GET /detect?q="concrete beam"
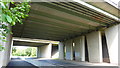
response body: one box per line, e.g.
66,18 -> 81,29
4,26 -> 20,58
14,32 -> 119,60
58,42 -> 64,59
73,0 -> 119,21
13,37 -> 59,44
74,36 -> 85,61
86,31 -> 103,63
31,3 -> 100,27
105,25 -> 119,65
65,39 -> 73,60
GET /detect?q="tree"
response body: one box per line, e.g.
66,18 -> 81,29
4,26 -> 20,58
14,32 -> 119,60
31,47 -> 37,57
25,48 -> 32,56
0,0 -> 30,51
12,47 -> 16,53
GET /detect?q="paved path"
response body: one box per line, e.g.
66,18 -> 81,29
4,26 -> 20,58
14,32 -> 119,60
42,60 -> 79,66
6,58 -> 38,68
6,58 -> 118,68
25,59 -> 79,66
25,58 -> 118,68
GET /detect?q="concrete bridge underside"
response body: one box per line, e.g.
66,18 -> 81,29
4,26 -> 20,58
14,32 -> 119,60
12,2 -> 119,41
0,1 -> 120,68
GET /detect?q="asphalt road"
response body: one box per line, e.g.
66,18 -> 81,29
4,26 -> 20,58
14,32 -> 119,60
5,58 -> 38,68
5,58 -> 119,68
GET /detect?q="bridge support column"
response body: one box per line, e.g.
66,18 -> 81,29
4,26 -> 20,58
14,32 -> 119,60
86,31 -> 103,63
74,36 -> 85,61
58,42 -> 64,60
65,39 -> 73,60
105,25 -> 119,65
0,25 -> 13,67
37,46 -> 41,58
37,43 -> 52,58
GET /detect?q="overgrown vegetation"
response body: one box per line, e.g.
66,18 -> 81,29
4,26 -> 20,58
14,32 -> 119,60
0,0 -> 30,51
12,47 -> 37,57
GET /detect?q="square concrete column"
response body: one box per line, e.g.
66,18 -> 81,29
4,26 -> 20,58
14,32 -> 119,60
65,39 -> 73,60
74,36 -> 85,61
37,43 -> 52,58
0,25 -> 13,67
105,25 -> 119,65
86,31 -> 103,63
3,34 -> 13,65
58,42 -> 64,59
37,46 -> 41,58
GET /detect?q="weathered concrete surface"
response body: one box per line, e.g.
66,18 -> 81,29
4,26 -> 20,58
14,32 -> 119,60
58,42 -> 64,59
37,43 -> 52,58
65,39 -> 73,60
105,25 -> 119,65
86,31 -> 103,63
37,46 -> 41,58
0,25 -> 13,67
74,36 -> 85,61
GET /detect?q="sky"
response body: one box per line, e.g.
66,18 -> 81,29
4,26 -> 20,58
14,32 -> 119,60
105,0 -> 120,9
14,46 -> 29,50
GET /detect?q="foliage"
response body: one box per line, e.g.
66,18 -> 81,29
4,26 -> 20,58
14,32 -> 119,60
25,48 -> 32,56
0,0 -> 31,51
12,47 -> 37,57
12,47 -> 16,53
0,45 -> 4,51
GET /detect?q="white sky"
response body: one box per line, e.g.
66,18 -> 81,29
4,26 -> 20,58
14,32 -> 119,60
13,46 -> 29,50
105,0 -> 120,9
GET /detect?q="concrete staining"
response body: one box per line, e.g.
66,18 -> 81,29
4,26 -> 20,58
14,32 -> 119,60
65,39 -> 73,60
58,42 -> 64,59
74,36 -> 85,61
